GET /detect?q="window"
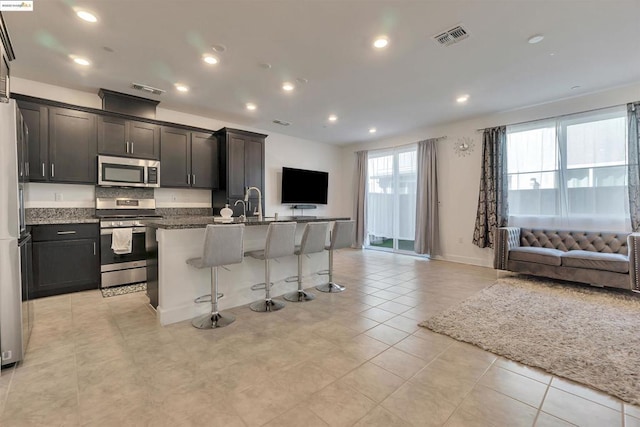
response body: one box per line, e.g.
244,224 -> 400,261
366,146 -> 417,252
507,106 -> 629,231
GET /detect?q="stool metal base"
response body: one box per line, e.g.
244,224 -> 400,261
316,282 -> 345,293
283,290 -> 316,302
192,312 -> 236,329
250,299 -> 285,312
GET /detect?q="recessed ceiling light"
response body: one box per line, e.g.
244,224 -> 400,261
527,34 -> 544,44
369,128 -> 377,134
373,36 -> 389,49
296,77 -> 309,84
259,62 -> 272,69
328,114 -> 338,122
571,85 -> 581,90
203,55 -> 219,65
175,84 -> 189,92
282,82 -> 295,91
71,56 -> 91,66
246,103 -> 257,111
211,44 -> 226,53
76,10 -> 97,23
456,94 -> 469,103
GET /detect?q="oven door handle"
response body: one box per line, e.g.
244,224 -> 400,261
100,227 -> 147,235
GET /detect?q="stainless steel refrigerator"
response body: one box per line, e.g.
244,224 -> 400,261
0,98 -> 32,368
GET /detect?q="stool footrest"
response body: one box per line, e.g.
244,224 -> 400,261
250,282 -> 273,291
194,293 -> 224,303
284,275 -> 299,283
316,270 -> 329,276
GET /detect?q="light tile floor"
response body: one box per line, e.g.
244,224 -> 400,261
1,249 -> 639,426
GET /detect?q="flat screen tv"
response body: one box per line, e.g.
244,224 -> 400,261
281,167 -> 328,205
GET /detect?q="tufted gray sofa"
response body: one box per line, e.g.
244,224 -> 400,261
494,227 -> 640,292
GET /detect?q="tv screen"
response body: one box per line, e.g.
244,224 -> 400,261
281,167 -> 328,205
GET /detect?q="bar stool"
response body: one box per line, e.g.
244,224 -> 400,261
187,224 -> 245,329
284,222 -> 329,302
246,222 -> 297,312
316,220 -> 355,293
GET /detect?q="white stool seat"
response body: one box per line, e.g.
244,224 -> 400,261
187,224 -> 244,329
247,222 -> 296,312
316,220 -> 354,293
284,222 -> 329,302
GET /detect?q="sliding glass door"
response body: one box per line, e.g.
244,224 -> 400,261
366,145 -> 417,253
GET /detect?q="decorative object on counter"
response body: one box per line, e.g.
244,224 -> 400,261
420,275 -> 640,406
453,136 -> 475,157
155,207 -> 213,217
100,282 -> 147,298
284,221 -> 329,302
188,224 -> 245,329
25,208 -> 97,225
220,204 -> 233,218
95,186 -> 154,199
316,220 -> 356,293
246,222 -> 296,312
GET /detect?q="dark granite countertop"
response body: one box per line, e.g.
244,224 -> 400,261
25,208 -> 99,225
142,216 -> 350,230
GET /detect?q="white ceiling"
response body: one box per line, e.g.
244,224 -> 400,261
4,0 -> 640,145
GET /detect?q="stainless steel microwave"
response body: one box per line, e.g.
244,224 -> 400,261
98,155 -> 160,188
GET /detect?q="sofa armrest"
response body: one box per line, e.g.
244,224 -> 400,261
628,232 -> 640,292
494,227 -> 521,270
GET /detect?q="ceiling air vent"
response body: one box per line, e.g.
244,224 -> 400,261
273,119 -> 291,126
132,83 -> 165,96
433,25 -> 469,47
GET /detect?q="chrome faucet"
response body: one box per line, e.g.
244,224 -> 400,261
233,199 -> 246,221
244,187 -> 263,221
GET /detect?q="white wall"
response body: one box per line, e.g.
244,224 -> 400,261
13,77 -> 345,214
341,82 -> 640,267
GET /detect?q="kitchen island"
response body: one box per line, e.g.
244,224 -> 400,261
143,216 -> 350,325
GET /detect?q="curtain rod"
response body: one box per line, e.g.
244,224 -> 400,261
365,135 -> 447,152
475,102 -> 629,132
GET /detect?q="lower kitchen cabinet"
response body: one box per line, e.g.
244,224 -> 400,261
31,224 -> 100,298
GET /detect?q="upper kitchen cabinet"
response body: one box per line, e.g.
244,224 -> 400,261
48,107 -> 97,184
17,100 -> 48,182
160,127 -> 218,189
98,116 -> 159,160
213,128 -> 266,215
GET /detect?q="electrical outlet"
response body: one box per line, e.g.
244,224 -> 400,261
55,193 -> 63,201
171,194 -> 177,202
1,350 -> 11,361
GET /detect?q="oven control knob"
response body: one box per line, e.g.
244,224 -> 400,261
111,222 -> 117,227
118,221 -> 124,226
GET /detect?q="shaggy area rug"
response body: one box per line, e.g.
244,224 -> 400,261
101,283 -> 146,298
419,276 -> 640,405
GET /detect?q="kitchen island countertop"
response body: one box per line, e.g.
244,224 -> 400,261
142,215 -> 350,230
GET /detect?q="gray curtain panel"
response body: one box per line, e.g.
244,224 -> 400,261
414,138 -> 439,255
472,126 -> 508,248
353,150 -> 368,248
628,102 -> 640,231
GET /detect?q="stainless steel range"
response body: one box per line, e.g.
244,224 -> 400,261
96,197 -> 160,288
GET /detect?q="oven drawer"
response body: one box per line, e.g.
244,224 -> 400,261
32,224 -> 99,242
100,231 -> 147,265
101,266 -> 146,288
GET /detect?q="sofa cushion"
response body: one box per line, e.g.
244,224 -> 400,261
509,247 -> 563,266
560,250 -> 629,274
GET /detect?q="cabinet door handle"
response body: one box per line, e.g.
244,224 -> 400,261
125,141 -> 129,153
57,231 -> 76,235
187,174 -> 191,185
131,142 -> 134,154
26,162 -> 29,176
42,162 -> 45,177
192,174 -> 196,186
93,242 -> 96,256
51,163 -> 55,178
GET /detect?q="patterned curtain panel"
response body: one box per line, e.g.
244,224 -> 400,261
472,126 -> 508,248
628,102 -> 640,231
414,138 -> 439,255
353,150 -> 368,248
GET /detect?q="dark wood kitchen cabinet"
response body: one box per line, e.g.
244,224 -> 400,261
98,116 -> 159,160
160,127 -> 218,189
17,102 -> 97,184
17,100 -> 48,182
31,224 -> 100,298
48,107 -> 97,183
213,128 -> 266,216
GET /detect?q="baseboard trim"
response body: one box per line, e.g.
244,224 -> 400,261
432,254 -> 493,268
